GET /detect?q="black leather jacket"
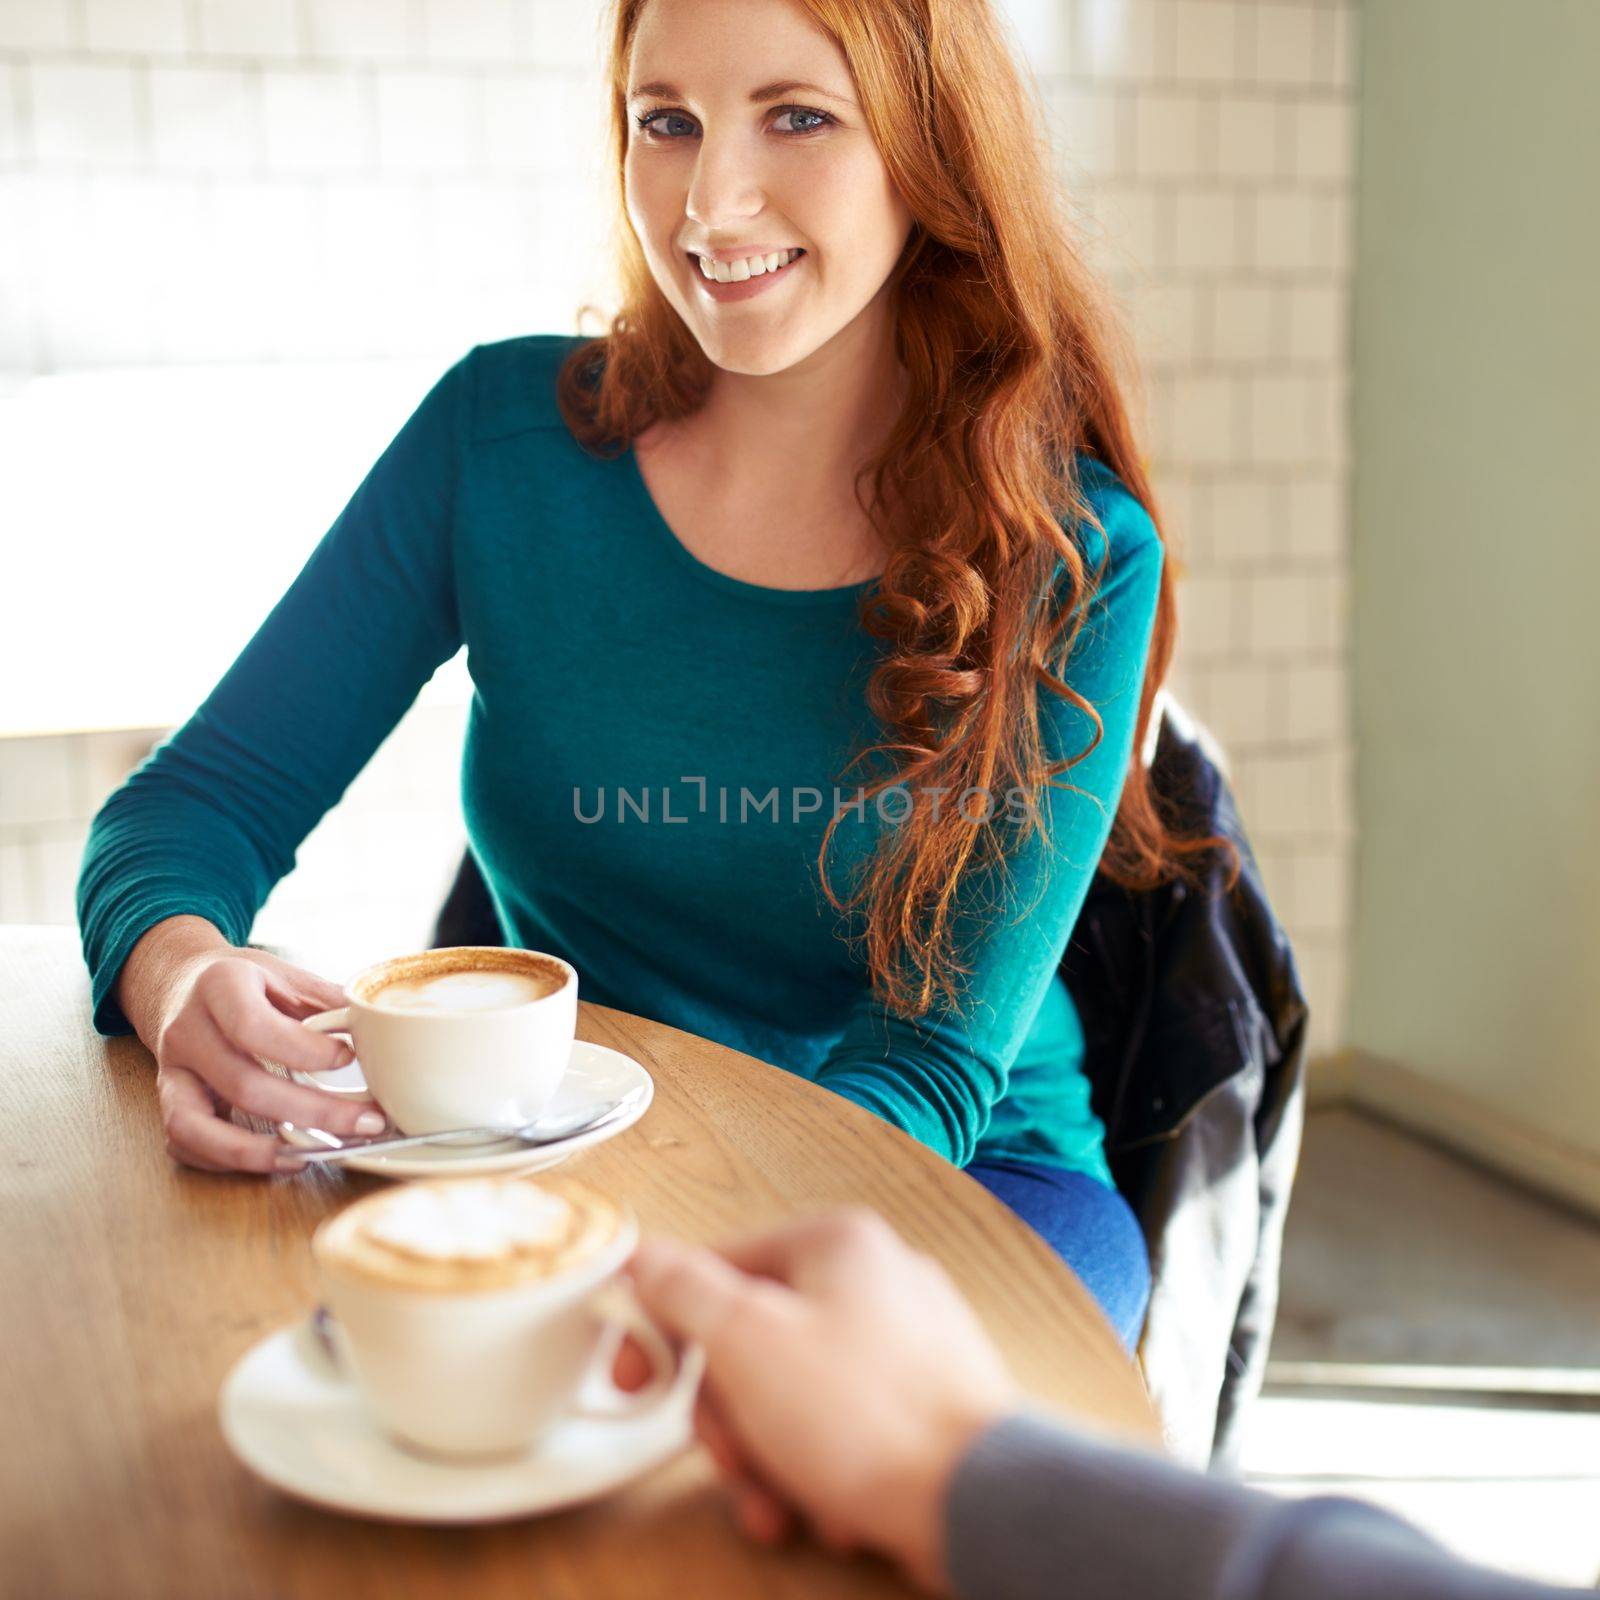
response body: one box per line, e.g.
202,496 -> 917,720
1059,699 -> 1309,1470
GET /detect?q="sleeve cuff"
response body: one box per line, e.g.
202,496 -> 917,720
944,1411 -> 1259,1600
84,900 -> 239,1038
944,1412 -> 1475,1600
813,1067 -> 963,1165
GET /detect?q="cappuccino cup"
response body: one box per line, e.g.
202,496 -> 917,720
301,946 -> 577,1136
312,1175 -> 697,1459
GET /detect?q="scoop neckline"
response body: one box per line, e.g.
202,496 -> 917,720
620,442 -> 880,608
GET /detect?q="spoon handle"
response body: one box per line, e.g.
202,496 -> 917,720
280,1095 -> 636,1164
284,1125 -> 508,1162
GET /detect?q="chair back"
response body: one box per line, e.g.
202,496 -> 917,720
1061,696 -> 1308,1466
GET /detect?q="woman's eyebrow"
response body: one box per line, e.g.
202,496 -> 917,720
627,78 -> 856,106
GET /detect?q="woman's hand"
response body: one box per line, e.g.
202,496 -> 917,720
129,924 -> 387,1174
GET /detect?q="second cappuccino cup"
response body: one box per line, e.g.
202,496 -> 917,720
312,1176 -> 693,1459
301,946 -> 578,1136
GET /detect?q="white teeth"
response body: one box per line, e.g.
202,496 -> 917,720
697,247 -> 801,283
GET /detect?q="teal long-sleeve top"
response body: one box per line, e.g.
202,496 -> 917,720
76,333 -> 1164,1183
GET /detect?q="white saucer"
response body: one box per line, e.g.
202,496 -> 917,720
219,1318 -> 697,1523
278,1040 -> 652,1178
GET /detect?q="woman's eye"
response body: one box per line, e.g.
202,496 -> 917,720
636,111 -> 696,139
633,106 -> 835,140
774,107 -> 831,135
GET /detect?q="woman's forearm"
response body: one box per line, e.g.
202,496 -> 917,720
77,354 -> 467,1042
114,915 -> 231,1048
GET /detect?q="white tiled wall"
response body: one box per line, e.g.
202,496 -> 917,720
0,708 -> 472,985
0,0 -> 1356,1062
0,0 -> 612,368
1053,0 -> 1359,1064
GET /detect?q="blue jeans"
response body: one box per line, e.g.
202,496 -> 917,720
966,1159 -> 1151,1351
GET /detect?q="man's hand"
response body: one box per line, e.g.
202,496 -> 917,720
624,1210 -> 1021,1592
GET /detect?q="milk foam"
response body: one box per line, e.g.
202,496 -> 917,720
317,1175 -> 622,1291
362,1179 -> 573,1262
375,968 -> 559,1013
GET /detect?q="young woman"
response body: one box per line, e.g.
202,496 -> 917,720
78,0 -> 1229,1349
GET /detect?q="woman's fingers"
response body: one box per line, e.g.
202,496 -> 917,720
151,951 -> 368,1173
209,981 -> 356,1078
191,1016 -> 386,1137
159,1063 -> 284,1173
258,965 -> 352,1019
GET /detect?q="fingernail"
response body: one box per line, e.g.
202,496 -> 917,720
275,1154 -> 308,1173
354,1112 -> 387,1135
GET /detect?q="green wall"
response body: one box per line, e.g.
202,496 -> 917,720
1350,0 -> 1600,1159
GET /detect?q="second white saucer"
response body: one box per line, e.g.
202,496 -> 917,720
278,1039 -> 652,1179
219,1318 -> 698,1523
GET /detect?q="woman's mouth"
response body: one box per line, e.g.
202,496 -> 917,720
688,248 -> 807,304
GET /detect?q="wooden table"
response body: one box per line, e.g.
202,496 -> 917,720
1,924 -> 1160,1599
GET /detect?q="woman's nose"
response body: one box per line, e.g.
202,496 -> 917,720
683,136 -> 768,231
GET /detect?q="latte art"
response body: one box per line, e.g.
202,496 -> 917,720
365,1179 -> 573,1259
316,1176 -> 622,1293
372,967 -> 563,1014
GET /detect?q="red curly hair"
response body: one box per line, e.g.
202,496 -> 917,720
557,0 -> 1237,1021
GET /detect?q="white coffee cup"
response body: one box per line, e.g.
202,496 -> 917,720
301,946 -> 577,1136
312,1178 -> 699,1460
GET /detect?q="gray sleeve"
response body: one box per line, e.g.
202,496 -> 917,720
945,1411 -> 1585,1600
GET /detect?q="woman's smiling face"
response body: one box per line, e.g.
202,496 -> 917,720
623,0 -> 915,376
